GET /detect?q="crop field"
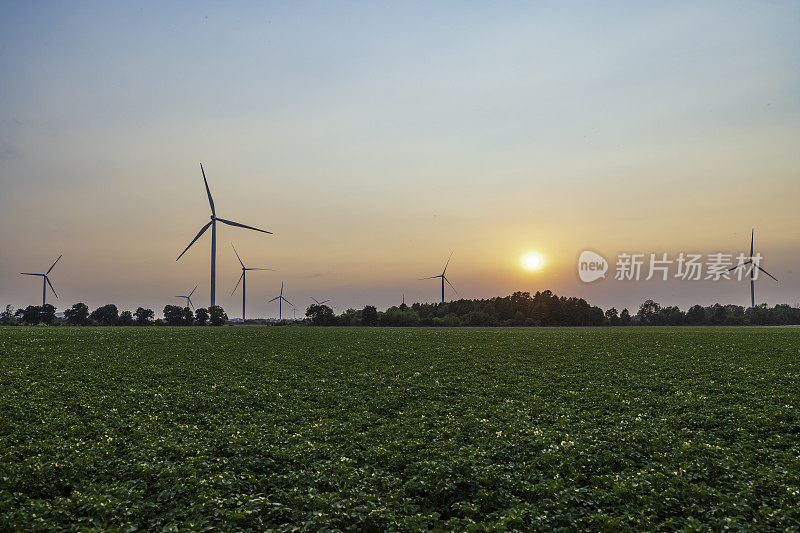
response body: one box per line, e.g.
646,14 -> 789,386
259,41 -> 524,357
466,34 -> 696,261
1,326 -> 800,531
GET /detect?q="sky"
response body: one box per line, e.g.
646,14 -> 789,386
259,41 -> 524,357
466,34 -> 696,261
1,1 -> 799,318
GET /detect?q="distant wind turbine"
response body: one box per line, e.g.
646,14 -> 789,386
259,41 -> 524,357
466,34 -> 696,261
231,244 -> 273,322
420,252 -> 457,303
176,163 -> 272,307
175,285 -> 198,310
311,297 -> 330,305
20,254 -> 61,306
728,229 -> 778,308
269,282 -> 293,320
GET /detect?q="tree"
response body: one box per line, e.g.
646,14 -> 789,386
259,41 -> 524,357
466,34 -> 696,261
182,307 -> 194,326
605,307 -> 619,326
194,308 -> 209,326
771,304 -> 794,326
710,304 -> 728,325
435,313 -> 461,327
17,306 -> 41,325
163,305 -> 185,326
119,310 -> 134,326
39,304 -> 56,325
338,308 -> 361,326
746,305 -> 770,325
637,300 -> 661,325
660,306 -> 684,326
64,303 -> 90,326
362,305 -> 378,326
209,305 -> 227,326
90,304 -> 119,326
0,305 -> 16,325
467,311 -> 492,326
620,308 -> 631,326
134,307 -> 154,326
306,304 -> 335,326
686,305 -> 705,325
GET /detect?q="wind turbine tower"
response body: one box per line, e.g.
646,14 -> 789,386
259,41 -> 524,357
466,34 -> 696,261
269,282 -> 293,320
420,252 -> 457,303
175,285 -> 198,309
176,163 -> 272,307
20,254 -> 61,306
231,244 -> 273,322
728,229 -> 778,308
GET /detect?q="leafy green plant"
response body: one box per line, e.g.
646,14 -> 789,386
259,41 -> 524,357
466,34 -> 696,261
1,326 -> 799,530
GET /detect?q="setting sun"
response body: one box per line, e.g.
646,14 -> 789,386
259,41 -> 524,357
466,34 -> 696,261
521,252 -> 544,272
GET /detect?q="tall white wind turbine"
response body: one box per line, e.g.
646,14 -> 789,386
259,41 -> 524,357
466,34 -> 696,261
269,281 -> 293,320
175,285 -> 198,310
231,244 -> 273,322
728,229 -> 778,308
420,252 -> 457,303
176,164 -> 272,307
20,254 -> 61,306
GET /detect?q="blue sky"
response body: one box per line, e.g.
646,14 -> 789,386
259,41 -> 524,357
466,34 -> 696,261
1,2 -> 799,316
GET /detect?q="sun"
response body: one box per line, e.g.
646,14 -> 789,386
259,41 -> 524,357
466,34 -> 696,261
521,252 -> 544,272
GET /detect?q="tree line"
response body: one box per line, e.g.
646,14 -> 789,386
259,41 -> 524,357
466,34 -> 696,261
305,291 -> 800,327
3,290 -> 799,327
1,303 -> 228,326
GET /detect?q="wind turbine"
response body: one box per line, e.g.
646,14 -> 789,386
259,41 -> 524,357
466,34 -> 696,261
20,254 -> 61,306
728,229 -> 778,308
176,163 -> 272,307
420,252 -> 457,303
311,297 -> 330,305
175,285 -> 197,310
269,282 -> 293,320
231,243 -> 273,322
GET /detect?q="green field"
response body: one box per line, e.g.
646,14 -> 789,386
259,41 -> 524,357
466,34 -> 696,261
1,326 -> 800,531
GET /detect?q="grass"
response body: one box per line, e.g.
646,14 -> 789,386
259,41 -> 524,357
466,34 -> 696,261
1,326 -> 800,531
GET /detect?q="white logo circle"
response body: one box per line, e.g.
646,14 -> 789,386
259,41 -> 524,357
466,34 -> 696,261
578,251 -> 608,282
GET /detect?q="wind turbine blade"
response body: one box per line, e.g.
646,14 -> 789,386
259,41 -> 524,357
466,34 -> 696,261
444,276 -> 458,296
282,297 -> 293,306
750,229 -> 754,258
280,281 -> 284,295
46,254 -> 62,274
727,260 -> 752,271
189,285 -> 198,297
245,268 -> 273,271
231,243 -> 244,268
269,296 -> 280,302
20,273 -> 44,276
757,265 -> 778,282
176,221 -> 212,261
320,300 -> 330,304
231,272 -> 244,295
188,297 -> 195,310
201,163 -> 215,216
419,275 -> 441,280
216,218 -> 272,234
442,251 -> 453,275
45,276 -> 58,299
311,298 -> 320,304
